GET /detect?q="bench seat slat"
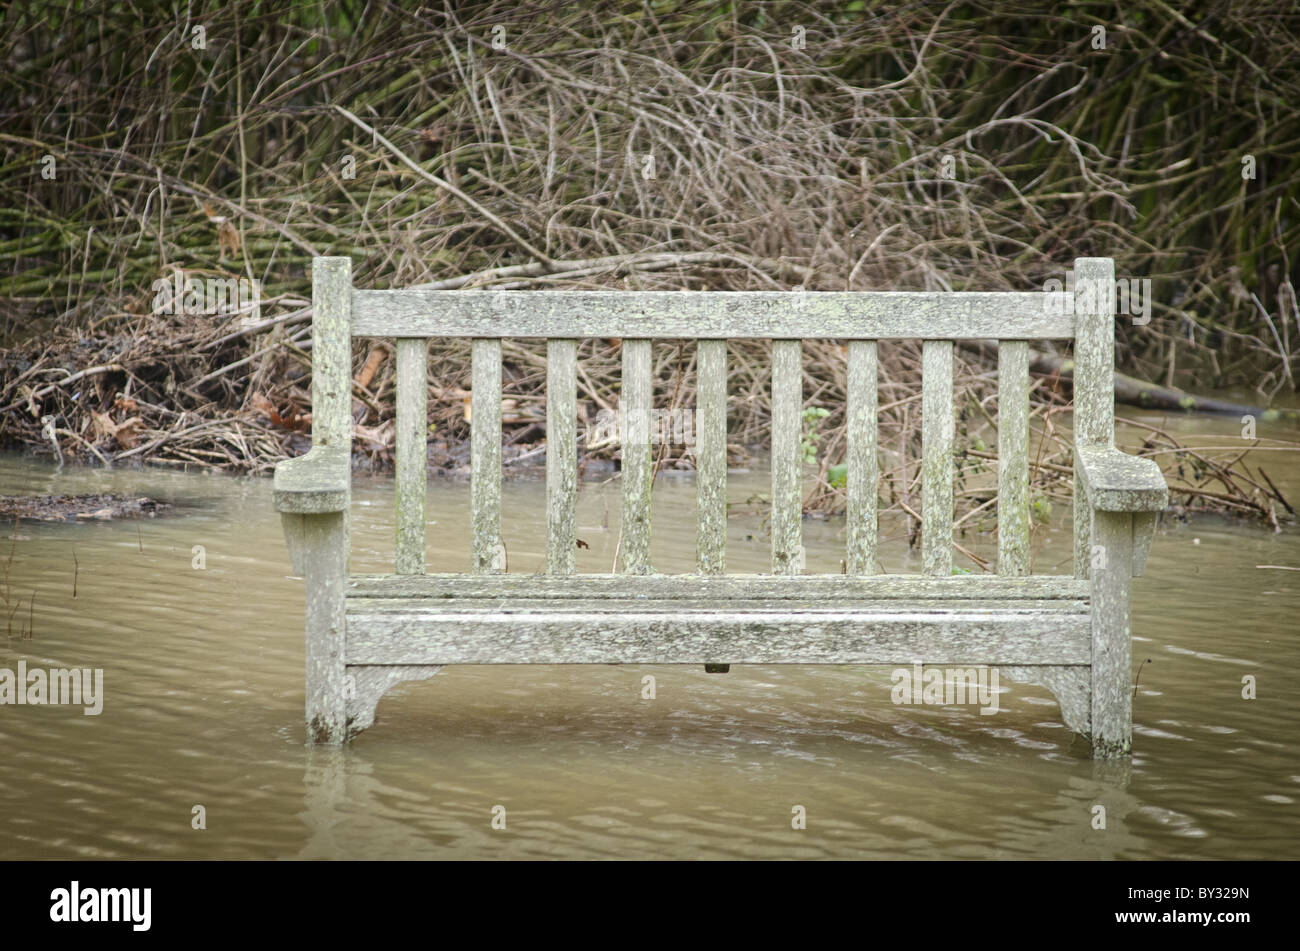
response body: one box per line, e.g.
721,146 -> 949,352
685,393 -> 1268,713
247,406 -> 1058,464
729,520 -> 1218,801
344,602 -> 1090,666
346,573 -> 1090,601
348,597 -> 1088,614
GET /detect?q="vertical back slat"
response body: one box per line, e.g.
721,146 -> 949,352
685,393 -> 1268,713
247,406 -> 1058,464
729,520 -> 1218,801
471,338 -> 503,573
771,339 -> 803,574
846,340 -> 878,575
696,340 -> 727,574
546,338 -> 578,575
921,340 -> 954,576
619,339 -> 654,574
394,337 -> 427,574
1072,257 -> 1116,578
997,340 -> 1030,575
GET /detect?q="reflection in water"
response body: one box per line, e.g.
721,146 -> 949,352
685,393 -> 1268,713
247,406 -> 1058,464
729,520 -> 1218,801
0,407 -> 1297,859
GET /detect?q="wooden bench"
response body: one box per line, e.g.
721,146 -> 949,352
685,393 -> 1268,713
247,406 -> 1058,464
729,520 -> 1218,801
273,256 -> 1167,758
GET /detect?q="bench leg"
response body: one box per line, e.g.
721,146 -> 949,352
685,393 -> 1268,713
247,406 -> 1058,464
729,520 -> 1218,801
1089,510 -> 1133,758
285,511 -> 349,745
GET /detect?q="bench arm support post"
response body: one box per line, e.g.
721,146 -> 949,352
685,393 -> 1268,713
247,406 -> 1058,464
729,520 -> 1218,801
1076,446 -> 1167,758
274,444 -> 351,744
1089,509 -> 1135,758
274,444 -> 350,573
275,255 -> 354,744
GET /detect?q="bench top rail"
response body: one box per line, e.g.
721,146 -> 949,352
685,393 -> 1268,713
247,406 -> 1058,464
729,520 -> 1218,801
352,289 -> 1075,340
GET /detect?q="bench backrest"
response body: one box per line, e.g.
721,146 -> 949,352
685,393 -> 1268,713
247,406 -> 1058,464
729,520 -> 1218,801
309,256 -> 1117,581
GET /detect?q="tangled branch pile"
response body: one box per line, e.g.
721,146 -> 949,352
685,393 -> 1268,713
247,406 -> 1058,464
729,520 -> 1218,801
1,1 -> 1297,528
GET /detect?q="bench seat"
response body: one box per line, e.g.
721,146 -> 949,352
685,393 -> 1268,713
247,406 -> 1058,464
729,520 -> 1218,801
343,574 -> 1090,666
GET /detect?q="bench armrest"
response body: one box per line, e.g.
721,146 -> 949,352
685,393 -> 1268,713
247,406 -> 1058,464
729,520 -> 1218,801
273,445 -> 350,514
1077,446 -> 1168,513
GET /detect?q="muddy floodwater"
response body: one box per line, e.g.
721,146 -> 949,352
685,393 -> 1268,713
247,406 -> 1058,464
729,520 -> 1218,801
1,408 -> 1297,860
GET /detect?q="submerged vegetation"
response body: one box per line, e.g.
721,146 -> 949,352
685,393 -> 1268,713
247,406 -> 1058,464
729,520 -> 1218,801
1,1 -> 1297,528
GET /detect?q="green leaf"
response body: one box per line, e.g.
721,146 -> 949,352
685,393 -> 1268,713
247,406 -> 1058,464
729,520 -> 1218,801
1030,496 -> 1052,524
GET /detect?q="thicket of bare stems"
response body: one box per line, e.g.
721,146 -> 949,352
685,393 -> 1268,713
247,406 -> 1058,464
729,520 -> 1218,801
1,1 -> 1297,535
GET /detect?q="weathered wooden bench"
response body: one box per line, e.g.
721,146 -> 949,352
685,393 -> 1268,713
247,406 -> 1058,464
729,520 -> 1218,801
274,256 -> 1167,758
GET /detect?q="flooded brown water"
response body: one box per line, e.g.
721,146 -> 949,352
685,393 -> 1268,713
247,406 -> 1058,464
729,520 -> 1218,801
1,408 -> 1297,860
